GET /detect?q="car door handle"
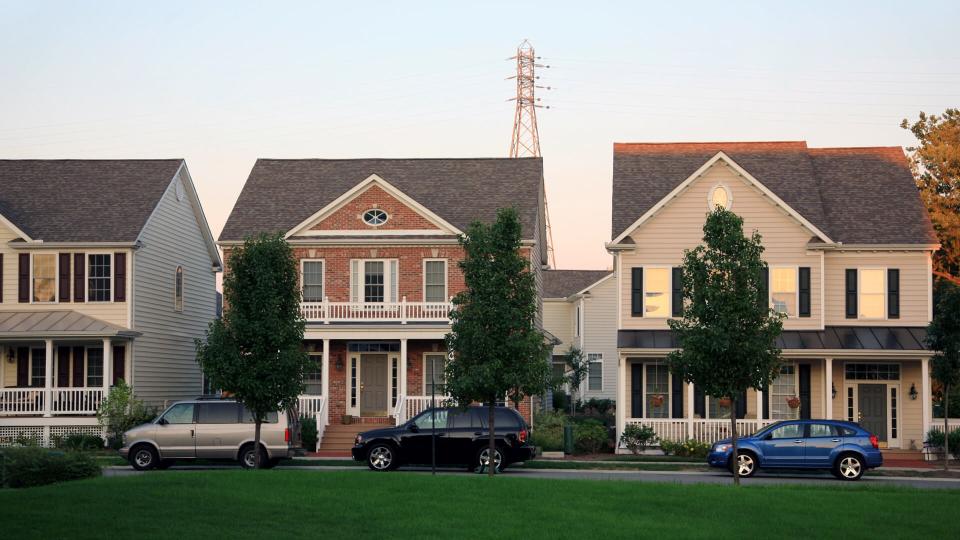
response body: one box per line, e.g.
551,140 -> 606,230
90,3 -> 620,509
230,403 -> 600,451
794,439 -> 803,444
831,439 -> 840,443
190,429 -> 195,438
474,432 -> 483,436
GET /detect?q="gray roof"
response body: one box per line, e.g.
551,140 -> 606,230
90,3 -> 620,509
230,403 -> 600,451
618,327 -> 930,351
219,158 -> 544,241
0,311 -> 139,338
0,159 -> 183,242
611,142 -> 936,245
543,270 -> 612,298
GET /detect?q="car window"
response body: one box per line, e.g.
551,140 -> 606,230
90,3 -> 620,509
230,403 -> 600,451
198,403 -> 239,424
839,426 -> 857,436
768,423 -> 803,439
162,403 -> 195,424
240,407 -> 279,424
808,424 -> 838,438
413,410 -> 447,430
449,410 -> 475,429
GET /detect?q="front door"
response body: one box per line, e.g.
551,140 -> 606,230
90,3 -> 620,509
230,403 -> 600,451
360,354 -> 388,415
858,384 -> 887,442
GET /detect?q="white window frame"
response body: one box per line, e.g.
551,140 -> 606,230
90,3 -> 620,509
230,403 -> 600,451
858,267 -> 887,320
643,266 -> 672,319
300,259 -> 325,303
351,259 -> 398,303
769,265 -> 799,319
705,395 -> 733,419
30,252 -> 59,304
643,361 -> 672,418
707,183 -> 733,210
423,353 -> 447,395
85,345 -> 104,387
769,362 -> 800,420
422,258 -> 448,303
174,265 -> 184,312
361,208 -> 389,227
86,252 -> 113,303
587,353 -> 602,392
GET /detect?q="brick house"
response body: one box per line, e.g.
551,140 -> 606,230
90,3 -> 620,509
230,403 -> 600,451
218,158 -> 549,453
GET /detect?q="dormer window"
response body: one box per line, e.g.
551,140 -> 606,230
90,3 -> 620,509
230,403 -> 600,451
362,209 -> 388,226
708,184 -> 732,210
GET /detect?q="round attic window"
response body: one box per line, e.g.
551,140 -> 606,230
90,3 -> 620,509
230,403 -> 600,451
708,184 -> 732,210
362,209 -> 389,226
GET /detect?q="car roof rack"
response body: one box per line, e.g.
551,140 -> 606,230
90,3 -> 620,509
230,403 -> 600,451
194,394 -> 235,401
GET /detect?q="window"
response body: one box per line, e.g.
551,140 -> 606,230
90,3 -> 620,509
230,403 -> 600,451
859,269 -> 885,318
771,267 -> 797,316
449,410 -> 477,429
708,184 -> 732,210
86,348 -> 103,387
364,261 -> 385,302
391,358 -> 398,407
348,341 -> 401,353
846,387 -> 854,422
708,396 -> 732,419
162,403 -> 195,424
891,387 -> 898,439
197,403 -> 239,424
424,353 -> 447,395
645,363 -> 670,418
424,260 -> 446,302
809,424 -> 838,438
413,409 -> 447,430
768,423 -> 803,439
302,261 -> 324,302
32,254 -> 57,302
241,407 -> 278,423
304,353 -> 323,395
844,363 -> 900,381
87,254 -> 111,302
350,358 -> 357,407
575,305 -> 582,337
644,268 -> 670,318
587,353 -> 602,391
770,364 -> 798,420
362,209 -> 388,226
552,358 -> 567,388
174,266 -> 184,312
31,348 -> 45,387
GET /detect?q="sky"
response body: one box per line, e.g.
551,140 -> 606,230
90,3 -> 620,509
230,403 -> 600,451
1,1 -> 958,271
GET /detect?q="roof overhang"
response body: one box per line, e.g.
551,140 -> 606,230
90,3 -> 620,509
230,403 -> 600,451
0,311 -> 141,340
0,212 -> 32,242
8,241 -> 141,250
807,242 -> 941,252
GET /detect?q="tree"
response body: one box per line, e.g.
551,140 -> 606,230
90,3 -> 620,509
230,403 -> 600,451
196,233 -> 309,468
445,207 -> 553,477
928,282 -> 960,470
666,208 -> 784,485
563,346 -> 589,415
901,109 -> 960,280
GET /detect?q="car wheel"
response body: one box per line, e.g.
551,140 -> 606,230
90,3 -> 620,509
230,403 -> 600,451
834,454 -> 864,481
130,444 -> 159,471
475,446 -> 503,474
239,444 -> 268,469
731,451 -> 757,478
157,459 -> 175,470
367,444 -> 396,471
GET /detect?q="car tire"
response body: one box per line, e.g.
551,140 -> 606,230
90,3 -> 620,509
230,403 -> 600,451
474,446 -> 504,474
366,443 -> 397,472
730,451 -> 758,478
834,453 -> 864,481
157,459 -> 175,470
130,444 -> 159,471
239,444 -> 269,469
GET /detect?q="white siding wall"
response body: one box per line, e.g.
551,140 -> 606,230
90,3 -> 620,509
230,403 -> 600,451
132,173 -> 218,406
543,300 -> 574,352
581,276 -> 618,400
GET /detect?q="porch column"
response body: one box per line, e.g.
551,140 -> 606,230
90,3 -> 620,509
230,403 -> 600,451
755,387 -> 764,422
686,382 -> 694,438
321,339 -> 330,426
616,356 -> 626,453
824,358 -> 834,420
43,339 -> 54,417
399,338 -> 408,398
102,339 -> 113,393
921,356 -> 932,438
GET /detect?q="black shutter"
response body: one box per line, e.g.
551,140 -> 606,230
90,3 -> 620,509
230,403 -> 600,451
0,253 -> 3,303
631,268 -> 643,317
16,347 -> 29,387
762,384 -> 770,420
799,364 -> 811,420
630,363 -> 644,417
114,253 -> 126,302
759,266 -> 769,309
72,347 -> 85,387
57,346 -> 71,387
888,269 -> 900,319
113,345 -> 126,385
694,385 -> 705,418
671,267 -> 683,317
671,373 -> 683,418
798,267 -> 811,317
18,253 -> 29,303
58,253 -> 71,302
845,269 -> 857,318
736,390 -> 748,419
74,253 -> 85,302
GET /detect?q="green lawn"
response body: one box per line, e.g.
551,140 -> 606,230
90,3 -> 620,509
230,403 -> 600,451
2,471 -> 958,539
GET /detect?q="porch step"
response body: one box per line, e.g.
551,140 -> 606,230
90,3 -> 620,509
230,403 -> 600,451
317,419 -> 394,453
313,450 -> 353,458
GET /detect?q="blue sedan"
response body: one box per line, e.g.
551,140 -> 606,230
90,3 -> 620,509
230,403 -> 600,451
707,419 -> 883,481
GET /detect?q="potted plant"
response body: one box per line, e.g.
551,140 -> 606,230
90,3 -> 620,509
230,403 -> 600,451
786,396 -> 801,409
341,414 -> 353,425
717,397 -> 732,408
651,394 -> 665,408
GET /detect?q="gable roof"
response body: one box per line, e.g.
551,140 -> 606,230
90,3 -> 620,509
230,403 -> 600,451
0,159 -> 184,242
611,142 -> 937,245
543,270 -> 612,298
219,158 -> 545,242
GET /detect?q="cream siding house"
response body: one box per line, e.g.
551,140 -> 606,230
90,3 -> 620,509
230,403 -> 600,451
607,142 -> 938,454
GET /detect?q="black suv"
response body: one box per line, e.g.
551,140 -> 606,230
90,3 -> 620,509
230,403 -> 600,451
351,406 -> 535,472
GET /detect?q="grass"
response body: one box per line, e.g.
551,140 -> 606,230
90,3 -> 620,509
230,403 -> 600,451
518,460 -> 703,471
1,470 -> 958,539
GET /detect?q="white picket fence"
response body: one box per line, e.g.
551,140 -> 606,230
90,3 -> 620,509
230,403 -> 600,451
624,418 -> 776,446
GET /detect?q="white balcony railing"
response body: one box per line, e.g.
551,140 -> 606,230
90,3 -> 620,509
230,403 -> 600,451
393,395 -> 453,424
300,297 -> 453,324
0,388 -> 105,416
298,395 -> 325,418
623,418 -> 777,447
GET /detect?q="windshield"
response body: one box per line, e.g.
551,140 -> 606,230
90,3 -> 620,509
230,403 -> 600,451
752,421 -> 788,438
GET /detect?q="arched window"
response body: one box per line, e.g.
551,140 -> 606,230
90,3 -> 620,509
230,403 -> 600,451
174,266 -> 184,312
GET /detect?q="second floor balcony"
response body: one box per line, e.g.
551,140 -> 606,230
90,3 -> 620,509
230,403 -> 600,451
300,297 -> 453,324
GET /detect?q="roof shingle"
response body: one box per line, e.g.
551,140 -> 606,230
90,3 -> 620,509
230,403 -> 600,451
543,270 -> 612,298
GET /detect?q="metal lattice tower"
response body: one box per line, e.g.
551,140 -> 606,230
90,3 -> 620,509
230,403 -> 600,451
508,40 -> 556,267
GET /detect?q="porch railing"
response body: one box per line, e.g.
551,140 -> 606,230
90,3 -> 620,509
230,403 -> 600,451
50,388 -> 105,415
623,418 -> 777,446
927,419 -> 960,434
393,395 -> 453,424
298,395 -> 325,418
314,400 -> 327,453
0,388 -> 105,416
300,297 -> 453,324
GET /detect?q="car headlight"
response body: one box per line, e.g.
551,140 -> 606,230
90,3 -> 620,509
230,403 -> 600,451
714,444 -> 731,453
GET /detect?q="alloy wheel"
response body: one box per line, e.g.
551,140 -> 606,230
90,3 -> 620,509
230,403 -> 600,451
736,454 -> 754,476
134,449 -> 154,469
839,456 -> 861,479
243,449 -> 258,468
479,448 -> 502,471
369,446 -> 393,470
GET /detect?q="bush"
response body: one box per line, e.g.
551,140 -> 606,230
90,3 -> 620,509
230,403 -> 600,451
531,411 -> 566,451
620,424 -> 658,455
574,419 -> 609,454
552,392 -> 569,413
582,398 -> 615,417
301,416 -> 318,451
0,447 -> 101,488
926,427 -> 960,460
56,434 -> 105,452
659,439 -> 711,458
97,380 -> 157,448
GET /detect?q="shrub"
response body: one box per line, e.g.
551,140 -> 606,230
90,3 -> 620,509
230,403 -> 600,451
0,447 -> 101,488
574,419 -> 609,454
301,416 -> 318,451
57,434 -> 105,452
620,424 -> 658,455
97,380 -> 157,448
926,427 -> 960,460
659,438 -> 711,458
582,398 -> 615,417
531,411 -> 566,451
552,392 -> 569,413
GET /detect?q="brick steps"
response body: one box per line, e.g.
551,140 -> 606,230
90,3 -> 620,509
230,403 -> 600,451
317,419 -> 393,454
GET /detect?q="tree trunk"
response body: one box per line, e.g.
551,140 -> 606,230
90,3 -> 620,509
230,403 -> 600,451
945,384 -> 950,472
488,402 -> 496,477
254,419 -> 262,469
570,387 -> 575,416
730,396 -> 740,486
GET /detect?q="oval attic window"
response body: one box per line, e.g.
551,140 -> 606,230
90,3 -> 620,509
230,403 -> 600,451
362,209 -> 388,226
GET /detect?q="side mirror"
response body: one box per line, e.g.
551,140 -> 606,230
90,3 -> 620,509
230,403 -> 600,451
157,417 -> 168,426
408,424 -> 419,433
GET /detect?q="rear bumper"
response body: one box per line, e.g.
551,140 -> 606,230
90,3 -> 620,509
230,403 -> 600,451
864,450 -> 883,468
507,445 -> 536,463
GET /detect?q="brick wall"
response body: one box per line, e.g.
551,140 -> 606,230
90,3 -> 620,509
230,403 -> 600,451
310,185 -> 437,231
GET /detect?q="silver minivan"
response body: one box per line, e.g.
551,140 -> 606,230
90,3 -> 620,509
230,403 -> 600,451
119,398 -> 295,470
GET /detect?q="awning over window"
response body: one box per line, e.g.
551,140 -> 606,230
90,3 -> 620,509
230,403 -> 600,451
0,311 -> 139,339
618,326 -> 929,351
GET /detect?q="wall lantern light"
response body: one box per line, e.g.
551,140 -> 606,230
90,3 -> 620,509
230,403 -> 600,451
831,383 -> 837,400
909,383 -> 918,400
335,356 -> 344,372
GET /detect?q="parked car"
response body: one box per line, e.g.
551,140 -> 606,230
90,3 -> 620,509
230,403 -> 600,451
352,406 -> 536,472
119,397 -> 295,470
707,419 -> 882,480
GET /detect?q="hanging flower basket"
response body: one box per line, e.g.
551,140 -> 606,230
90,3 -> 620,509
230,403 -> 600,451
786,396 -> 801,409
651,395 -> 665,408
717,397 -> 732,408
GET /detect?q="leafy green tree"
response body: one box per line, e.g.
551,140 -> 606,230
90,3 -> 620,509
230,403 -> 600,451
563,346 -> 589,415
901,109 -> 960,280
196,233 -> 309,468
97,380 -> 155,448
667,208 -> 784,485
928,282 -> 960,470
445,207 -> 553,476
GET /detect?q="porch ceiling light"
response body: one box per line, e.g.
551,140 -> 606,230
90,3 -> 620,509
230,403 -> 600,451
6,349 -> 14,364
909,383 -> 918,400
335,357 -> 344,371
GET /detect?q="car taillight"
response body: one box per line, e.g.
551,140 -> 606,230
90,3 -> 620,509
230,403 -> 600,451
519,429 -> 527,443
284,428 -> 291,443
869,434 -> 879,449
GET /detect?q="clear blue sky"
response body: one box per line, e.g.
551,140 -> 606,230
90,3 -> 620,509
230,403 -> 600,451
2,1 -> 957,269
